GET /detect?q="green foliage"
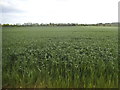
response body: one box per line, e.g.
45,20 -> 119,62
2,26 -> 118,88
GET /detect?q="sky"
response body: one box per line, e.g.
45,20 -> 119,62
0,0 -> 120,24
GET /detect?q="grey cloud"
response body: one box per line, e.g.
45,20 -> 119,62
1,4 -> 24,13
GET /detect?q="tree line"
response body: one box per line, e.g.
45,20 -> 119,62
1,22 -> 118,27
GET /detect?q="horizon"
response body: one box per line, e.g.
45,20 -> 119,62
0,22 -> 119,25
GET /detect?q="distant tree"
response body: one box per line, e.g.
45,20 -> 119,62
2,24 -> 10,27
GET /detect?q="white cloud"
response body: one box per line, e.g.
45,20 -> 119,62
1,0 -> 119,24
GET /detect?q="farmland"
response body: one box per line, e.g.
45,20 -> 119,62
2,26 -> 118,88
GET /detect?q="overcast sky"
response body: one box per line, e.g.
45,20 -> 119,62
0,0 -> 119,24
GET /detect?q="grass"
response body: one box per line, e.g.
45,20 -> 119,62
2,26 -> 118,88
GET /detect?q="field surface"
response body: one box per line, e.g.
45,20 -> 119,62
2,26 -> 118,88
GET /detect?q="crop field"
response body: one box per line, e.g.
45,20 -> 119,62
2,26 -> 118,88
